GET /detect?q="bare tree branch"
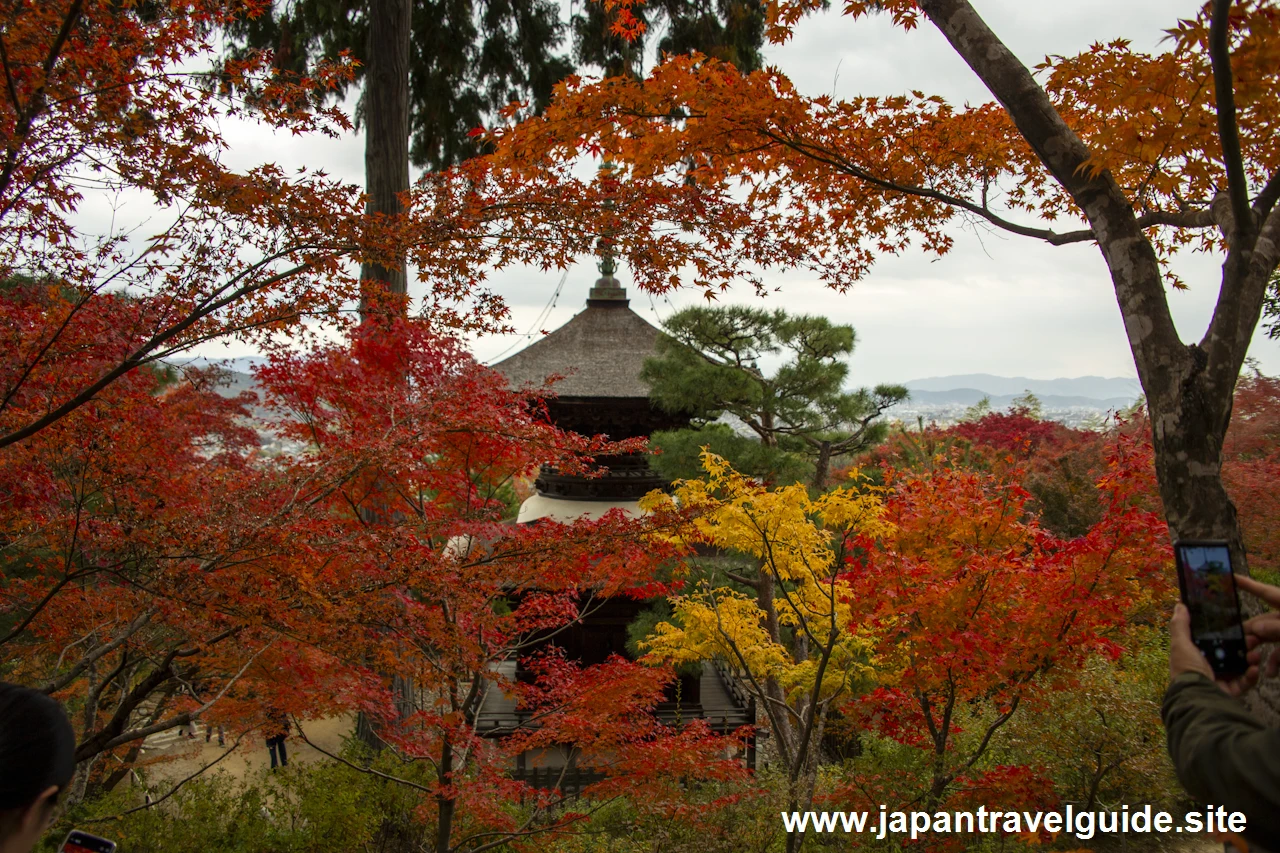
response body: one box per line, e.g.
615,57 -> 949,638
39,608 -> 157,695
917,0 -> 1184,402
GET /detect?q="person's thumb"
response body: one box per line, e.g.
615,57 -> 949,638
1169,602 -> 1213,681
1170,602 -> 1192,638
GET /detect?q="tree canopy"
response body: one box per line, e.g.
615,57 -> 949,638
11,1 -> 1280,846
1,310 -> 744,835
1,0 -> 762,449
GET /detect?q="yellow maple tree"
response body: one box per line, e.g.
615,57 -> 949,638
640,451 -> 890,833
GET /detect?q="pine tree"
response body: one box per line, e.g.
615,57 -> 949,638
571,0 -> 766,79
641,306 -> 907,489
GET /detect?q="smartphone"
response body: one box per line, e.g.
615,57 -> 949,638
59,830 -> 117,853
1174,540 -> 1249,678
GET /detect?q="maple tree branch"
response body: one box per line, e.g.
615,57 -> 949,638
958,695 -> 1021,775
1254,171 -> 1280,222
38,608 -> 158,695
767,130 -> 1215,249
75,669 -> 185,762
37,1 -> 84,99
293,721 -> 435,793
1047,208 -> 1217,244
79,733 -> 248,823
0,34 -> 19,118
455,791 -> 621,853
707,591 -> 799,767
0,260 -> 317,450
789,616 -> 838,784
1201,203 -> 1280,377
767,131 -> 1062,244
0,137 -> 90,223
0,0 -> 84,206
723,569 -> 760,589
92,634 -> 258,756
1255,204 -> 1280,277
1132,78 -> 1209,209
456,661 -> 489,730
1137,208 -> 1218,231
0,567 -> 98,647
52,618 -> 121,675
917,689 -> 942,755
1202,194 -> 1279,386
750,515 -> 827,656
0,287 -> 93,418
84,651 -> 139,755
1210,0 -> 1254,244
939,675 -> 957,755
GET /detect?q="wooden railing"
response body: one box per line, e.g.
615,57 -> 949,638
511,765 -> 606,798
712,658 -> 752,709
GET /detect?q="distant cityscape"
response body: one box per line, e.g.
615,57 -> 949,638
887,374 -> 1145,429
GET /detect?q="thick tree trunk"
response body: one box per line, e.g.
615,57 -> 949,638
1146,365 -> 1241,549
360,0 -> 411,306
809,440 -> 831,492
1143,336 -> 1280,721
435,738 -> 456,853
355,0 -> 413,749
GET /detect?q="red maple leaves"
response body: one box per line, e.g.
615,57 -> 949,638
832,421 -> 1169,820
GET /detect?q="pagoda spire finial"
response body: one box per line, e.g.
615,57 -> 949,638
589,160 -> 627,304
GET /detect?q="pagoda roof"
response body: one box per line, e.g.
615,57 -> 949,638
492,298 -> 662,400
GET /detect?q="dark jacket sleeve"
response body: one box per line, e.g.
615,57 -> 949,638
1162,672 -> 1280,847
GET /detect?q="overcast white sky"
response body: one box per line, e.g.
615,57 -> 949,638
184,1 -> 1279,386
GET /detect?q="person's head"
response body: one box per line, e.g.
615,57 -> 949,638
0,683 -> 75,853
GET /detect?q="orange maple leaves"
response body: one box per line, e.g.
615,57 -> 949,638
486,0 -> 1280,297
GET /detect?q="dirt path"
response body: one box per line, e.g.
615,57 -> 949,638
138,715 -> 356,786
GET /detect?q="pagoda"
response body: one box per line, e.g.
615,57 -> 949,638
493,254 -> 686,524
478,256 -> 757,778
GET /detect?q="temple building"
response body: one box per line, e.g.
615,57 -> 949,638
474,258 -> 756,778
492,258 -> 683,524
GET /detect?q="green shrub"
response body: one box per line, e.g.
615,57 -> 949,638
996,630 -> 1178,812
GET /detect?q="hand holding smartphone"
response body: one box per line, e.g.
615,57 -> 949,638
59,830 -> 116,853
1174,540 -> 1250,678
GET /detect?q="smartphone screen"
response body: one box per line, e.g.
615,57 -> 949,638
1174,540 -> 1249,677
60,831 -> 117,853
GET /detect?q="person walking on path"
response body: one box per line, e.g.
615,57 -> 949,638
264,708 -> 290,770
